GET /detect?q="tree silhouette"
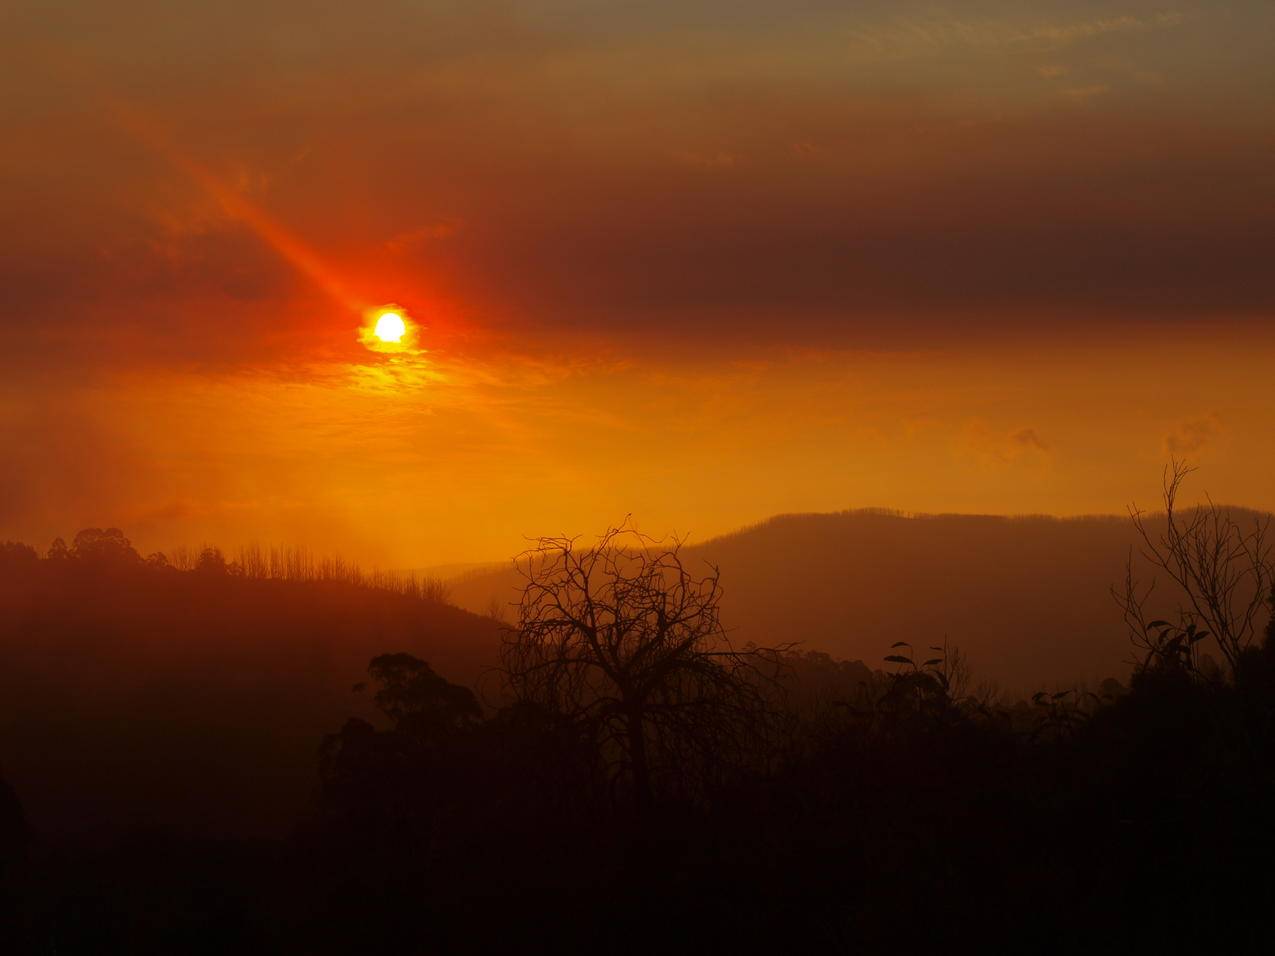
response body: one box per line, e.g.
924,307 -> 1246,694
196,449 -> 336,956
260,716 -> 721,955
365,652 -> 481,741
1116,462 -> 1272,676
500,521 -> 786,810
195,546 -> 230,575
70,528 -> 140,566
0,542 -> 36,569
318,654 -> 483,833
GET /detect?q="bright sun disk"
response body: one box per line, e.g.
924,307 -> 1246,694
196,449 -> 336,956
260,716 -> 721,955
374,311 -> 407,343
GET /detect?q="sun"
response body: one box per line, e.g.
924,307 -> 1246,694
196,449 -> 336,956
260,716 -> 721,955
374,311 -> 406,343
360,305 -> 417,353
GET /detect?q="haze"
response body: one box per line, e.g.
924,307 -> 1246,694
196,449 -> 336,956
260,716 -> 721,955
3,1 -> 1274,564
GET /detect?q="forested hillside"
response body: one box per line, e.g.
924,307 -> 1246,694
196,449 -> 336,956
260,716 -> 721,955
0,537 -> 501,837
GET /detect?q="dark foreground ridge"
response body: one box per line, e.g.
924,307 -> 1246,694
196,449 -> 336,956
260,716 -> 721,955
2,505 -> 1274,953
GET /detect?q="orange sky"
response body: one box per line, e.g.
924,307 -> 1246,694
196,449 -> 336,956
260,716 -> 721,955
2,1 -> 1273,565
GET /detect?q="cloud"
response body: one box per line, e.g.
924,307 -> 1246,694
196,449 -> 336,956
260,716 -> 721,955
1,0 -> 1268,373
845,9 -> 1188,56
1013,13 -> 1183,44
384,222 -> 461,252
1010,428 -> 1049,453
1164,414 -> 1223,456
959,422 -> 1051,467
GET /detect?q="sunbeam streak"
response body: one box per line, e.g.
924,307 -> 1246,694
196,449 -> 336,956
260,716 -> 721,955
106,99 -> 367,316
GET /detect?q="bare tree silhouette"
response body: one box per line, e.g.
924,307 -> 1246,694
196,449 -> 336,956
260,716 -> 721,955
1116,461 -> 1273,676
500,521 -> 787,811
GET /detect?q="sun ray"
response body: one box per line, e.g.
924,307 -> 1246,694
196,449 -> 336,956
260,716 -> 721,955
105,99 -> 367,316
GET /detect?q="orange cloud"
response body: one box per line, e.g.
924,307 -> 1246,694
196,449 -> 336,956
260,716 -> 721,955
959,422 -> 1052,467
1164,414 -> 1224,456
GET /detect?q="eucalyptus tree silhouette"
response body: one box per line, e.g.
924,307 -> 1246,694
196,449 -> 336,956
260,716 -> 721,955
500,521 -> 787,811
195,546 -> 230,575
364,652 -> 482,741
69,527 -> 140,565
318,653 -> 484,833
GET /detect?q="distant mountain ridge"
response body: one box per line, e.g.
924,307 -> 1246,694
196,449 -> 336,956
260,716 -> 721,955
446,508 -> 1272,692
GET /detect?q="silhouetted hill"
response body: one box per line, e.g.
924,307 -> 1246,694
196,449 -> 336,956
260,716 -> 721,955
0,558 -> 502,838
447,509 -> 1269,691
5,519 -> 1275,951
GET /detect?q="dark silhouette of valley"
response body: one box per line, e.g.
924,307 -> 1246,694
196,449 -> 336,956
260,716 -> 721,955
3,483 -> 1275,953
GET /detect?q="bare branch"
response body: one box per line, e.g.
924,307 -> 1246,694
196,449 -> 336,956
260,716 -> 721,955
1118,462 -> 1273,677
500,520 -> 788,810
